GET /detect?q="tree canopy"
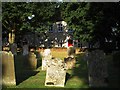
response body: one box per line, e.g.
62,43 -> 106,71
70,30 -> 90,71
61,2 -> 120,42
2,2 -> 120,49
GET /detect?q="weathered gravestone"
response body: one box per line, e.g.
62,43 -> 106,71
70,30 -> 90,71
42,49 -> 52,71
22,45 -> 29,56
24,52 -> 37,70
67,46 -> 75,58
64,57 -> 76,70
84,50 -> 108,87
1,51 -> 16,86
45,58 -> 67,87
10,43 -> 17,55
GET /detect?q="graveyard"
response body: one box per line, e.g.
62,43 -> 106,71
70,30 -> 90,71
1,2 -> 120,89
2,48 -> 89,88
1,47 -> 120,89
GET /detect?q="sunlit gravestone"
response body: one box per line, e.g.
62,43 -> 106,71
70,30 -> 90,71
67,46 -> 76,58
45,58 -> 67,87
84,50 -> 108,87
1,51 -> 16,86
42,49 -> 52,71
24,52 -> 37,70
10,43 -> 17,55
64,57 -> 76,70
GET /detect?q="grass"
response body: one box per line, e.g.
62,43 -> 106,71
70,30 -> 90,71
3,48 -> 119,89
3,49 -> 89,89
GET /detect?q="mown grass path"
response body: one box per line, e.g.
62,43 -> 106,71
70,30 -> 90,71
5,50 -> 89,89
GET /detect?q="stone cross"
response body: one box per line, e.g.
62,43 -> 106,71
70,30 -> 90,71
45,58 -> 66,87
1,51 -> 16,87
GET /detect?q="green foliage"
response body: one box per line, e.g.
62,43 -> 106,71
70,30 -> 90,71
61,2 -> 120,45
2,2 -> 58,32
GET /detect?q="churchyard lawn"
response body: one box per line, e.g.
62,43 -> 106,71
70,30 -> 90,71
4,48 -> 89,89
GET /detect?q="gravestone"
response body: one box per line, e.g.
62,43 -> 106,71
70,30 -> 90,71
1,51 -> 16,87
67,46 -> 75,58
22,45 -> 29,56
84,50 -> 108,87
45,58 -> 66,87
24,52 -> 37,70
42,49 -> 52,70
10,43 -> 17,55
64,57 -> 76,69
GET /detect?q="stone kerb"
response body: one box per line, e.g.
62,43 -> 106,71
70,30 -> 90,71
45,58 -> 67,87
84,50 -> 108,87
42,49 -> 52,71
1,51 -> 16,87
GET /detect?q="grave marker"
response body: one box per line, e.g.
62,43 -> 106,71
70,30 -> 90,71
24,52 -> 37,70
42,49 -> 52,70
84,50 -> 108,87
45,58 -> 66,87
10,43 -> 17,55
64,57 -> 76,69
1,51 -> 16,87
67,46 -> 75,58
22,45 -> 29,56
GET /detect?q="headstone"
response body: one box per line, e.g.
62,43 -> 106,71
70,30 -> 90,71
10,43 -> 17,55
42,49 -> 52,70
45,58 -> 66,87
22,45 -> 29,56
1,51 -> 16,87
24,52 -> 37,70
67,46 -> 75,58
84,50 -> 108,87
64,57 -> 76,69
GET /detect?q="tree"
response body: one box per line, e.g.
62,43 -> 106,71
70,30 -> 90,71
2,2 -> 60,45
60,2 -> 120,50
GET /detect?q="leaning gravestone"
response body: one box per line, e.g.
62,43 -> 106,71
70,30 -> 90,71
1,51 -> 16,87
22,45 -> 29,56
64,57 -> 76,70
67,46 -> 75,58
42,49 -> 52,70
24,52 -> 37,70
10,43 -> 17,55
84,50 -> 108,87
45,58 -> 67,87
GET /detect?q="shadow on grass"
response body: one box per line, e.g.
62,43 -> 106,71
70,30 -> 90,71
64,53 -> 88,87
66,54 -> 88,87
107,52 -> 120,88
65,73 -> 71,85
14,54 -> 39,85
71,53 -> 88,86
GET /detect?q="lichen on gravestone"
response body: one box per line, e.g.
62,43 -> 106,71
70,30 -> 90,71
45,58 -> 67,87
85,50 -> 108,87
1,51 -> 16,87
